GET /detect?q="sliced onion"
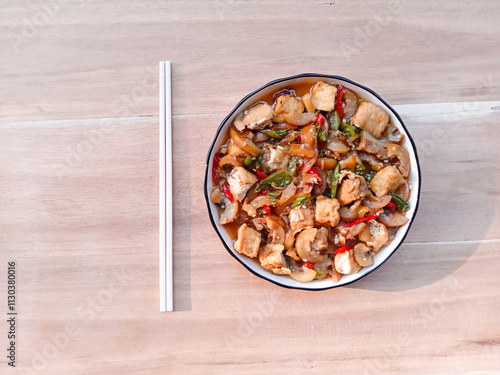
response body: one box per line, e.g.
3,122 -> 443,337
230,127 -> 261,157
396,179 -> 411,202
289,144 -> 316,158
357,205 -> 371,219
279,132 -> 297,145
339,155 -> 357,170
242,196 -> 273,217
218,154 -> 242,168
301,93 -> 315,113
315,157 -> 338,170
326,138 -> 350,153
312,167 -> 327,196
359,224 -> 372,242
342,88 -> 359,119
253,132 -> 269,143
284,228 -> 296,250
379,211 -> 409,227
250,196 -> 273,209
302,151 -> 318,172
283,111 -> 316,126
338,222 -> 366,239
286,248 -> 301,260
301,124 -> 316,148
276,183 -> 297,206
339,200 -> 361,221
274,122 -> 298,130
363,194 -> 392,210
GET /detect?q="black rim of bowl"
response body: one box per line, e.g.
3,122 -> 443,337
204,73 -> 422,291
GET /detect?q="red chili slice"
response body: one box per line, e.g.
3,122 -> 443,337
334,244 -> 354,254
222,184 -> 234,203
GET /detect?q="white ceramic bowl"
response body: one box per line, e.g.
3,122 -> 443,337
204,74 -> 421,290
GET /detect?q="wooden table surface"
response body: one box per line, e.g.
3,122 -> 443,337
1,1 -> 499,374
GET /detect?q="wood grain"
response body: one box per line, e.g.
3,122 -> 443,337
1,1 -> 499,122
0,1 -> 499,374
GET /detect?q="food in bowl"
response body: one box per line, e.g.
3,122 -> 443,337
210,80 -> 413,283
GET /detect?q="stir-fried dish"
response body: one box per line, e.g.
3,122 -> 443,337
210,81 -> 412,283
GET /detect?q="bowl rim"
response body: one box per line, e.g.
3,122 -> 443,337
204,73 -> 422,291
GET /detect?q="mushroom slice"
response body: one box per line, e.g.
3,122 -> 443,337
354,243 -> 374,267
219,195 -> 239,225
295,228 -> 324,263
387,144 -> 411,178
379,211 -> 409,228
265,217 -> 285,245
290,264 -> 317,283
210,187 -> 223,204
314,257 -> 335,281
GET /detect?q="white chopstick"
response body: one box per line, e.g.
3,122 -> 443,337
159,61 -> 173,312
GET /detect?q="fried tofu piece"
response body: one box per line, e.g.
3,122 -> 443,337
289,207 -> 315,233
367,220 -> 389,251
351,102 -> 390,138
337,172 -> 367,206
234,224 -> 261,258
369,166 -> 404,197
312,227 -> 329,252
227,166 -> 258,202
311,81 -> 337,111
274,95 -> 305,122
261,144 -> 291,174
259,244 -> 291,275
233,102 -> 274,131
315,195 -> 340,227
334,250 -> 361,275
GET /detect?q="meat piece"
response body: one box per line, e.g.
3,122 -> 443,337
227,139 -> 250,158
274,95 -> 305,122
367,220 -> 389,251
311,81 -> 337,111
227,166 -> 258,202
334,250 -> 361,275
337,171 -> 367,206
315,195 -> 340,226
233,102 -> 275,131
259,244 -> 291,275
261,144 -> 291,174
351,102 -> 390,138
359,130 -> 389,159
369,166 -> 404,197
289,207 -> 314,233
312,227 -> 329,252
234,224 -> 261,258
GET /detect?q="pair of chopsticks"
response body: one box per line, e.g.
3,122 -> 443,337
159,61 -> 173,312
